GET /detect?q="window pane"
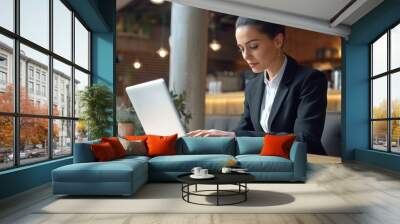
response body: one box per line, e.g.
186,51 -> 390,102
372,77 -> 387,119
372,121 -> 388,151
53,0 -> 72,60
20,44 -> 49,115
392,120 -> 400,153
0,35 -> 14,113
74,18 -> 89,70
0,0 -> 14,31
74,69 -> 89,118
53,59 -> 72,117
20,117 -> 49,165
391,24 -> 400,70
391,72 -> 400,118
372,33 -> 387,76
20,0 -> 49,49
0,116 -> 13,170
75,120 -> 88,143
53,119 -> 72,158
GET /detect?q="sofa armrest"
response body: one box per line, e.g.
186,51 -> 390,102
73,140 -> 100,163
289,141 -> 307,181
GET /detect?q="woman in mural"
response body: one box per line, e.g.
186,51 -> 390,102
187,17 -> 328,155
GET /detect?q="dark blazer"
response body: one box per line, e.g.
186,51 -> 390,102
233,55 -> 328,155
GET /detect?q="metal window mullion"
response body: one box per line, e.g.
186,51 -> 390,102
88,31 -> 91,73
372,118 -> 396,121
387,30 -> 391,152
12,34 -> 90,73
71,11 -> 76,155
13,0 -> 20,167
1,28 -> 90,73
48,0 -> 53,160
88,31 -> 92,86
370,45 -> 373,149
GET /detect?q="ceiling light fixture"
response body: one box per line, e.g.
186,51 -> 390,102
133,60 -> 142,69
209,18 -> 221,52
150,0 -> 165,5
209,39 -> 221,52
157,14 -> 169,58
157,47 -> 169,58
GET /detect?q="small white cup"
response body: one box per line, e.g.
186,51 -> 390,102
221,167 -> 232,174
191,167 -> 202,176
199,169 -> 208,176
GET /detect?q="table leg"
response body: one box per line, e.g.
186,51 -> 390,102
195,184 -> 197,192
245,183 -> 247,201
217,184 -> 219,206
181,184 -> 183,199
187,184 -> 190,202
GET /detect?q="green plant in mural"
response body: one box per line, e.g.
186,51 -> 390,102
116,105 -> 144,135
79,84 -> 113,140
170,90 -> 192,132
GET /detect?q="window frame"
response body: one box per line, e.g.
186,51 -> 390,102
369,20 -> 400,154
0,0 -> 92,171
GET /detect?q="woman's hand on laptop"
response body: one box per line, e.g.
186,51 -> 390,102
186,129 -> 236,137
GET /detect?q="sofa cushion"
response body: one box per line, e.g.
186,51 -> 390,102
91,142 -> 118,161
260,134 -> 296,159
124,135 -> 148,142
114,155 -> 150,163
119,138 -> 147,156
236,155 -> 293,172
101,137 -> 127,158
73,139 -> 101,163
177,137 -> 236,155
146,134 -> 178,157
148,154 -> 235,172
52,158 -> 147,183
235,137 -> 264,155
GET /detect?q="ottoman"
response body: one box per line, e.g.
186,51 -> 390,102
52,156 -> 148,196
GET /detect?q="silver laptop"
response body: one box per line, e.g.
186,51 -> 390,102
125,79 -> 186,137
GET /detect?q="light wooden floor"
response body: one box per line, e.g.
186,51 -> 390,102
1,155 -> 400,224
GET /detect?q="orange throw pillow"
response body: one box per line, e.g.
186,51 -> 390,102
101,137 -> 127,158
124,135 -> 148,142
91,142 -> 117,161
260,134 -> 296,159
146,134 -> 178,157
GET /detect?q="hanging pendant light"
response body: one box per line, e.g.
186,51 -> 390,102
157,14 -> 169,58
150,0 -> 165,5
133,59 -> 142,69
157,47 -> 169,58
209,39 -> 221,52
209,19 -> 221,52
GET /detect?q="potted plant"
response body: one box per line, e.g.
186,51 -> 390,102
79,84 -> 113,140
116,106 -> 144,137
170,90 -> 192,132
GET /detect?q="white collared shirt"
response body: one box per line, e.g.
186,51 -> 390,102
260,56 -> 287,133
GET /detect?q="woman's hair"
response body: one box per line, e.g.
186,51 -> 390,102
235,17 -> 285,39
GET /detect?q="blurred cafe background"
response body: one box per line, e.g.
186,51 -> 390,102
115,0 -> 342,156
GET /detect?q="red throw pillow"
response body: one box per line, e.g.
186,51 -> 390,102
146,134 -> 178,157
101,137 -> 127,158
260,134 -> 296,159
91,142 -> 117,161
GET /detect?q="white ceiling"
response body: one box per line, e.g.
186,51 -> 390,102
170,0 -> 384,38
225,0 -> 352,22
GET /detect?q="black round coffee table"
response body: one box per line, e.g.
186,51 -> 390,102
177,172 -> 255,206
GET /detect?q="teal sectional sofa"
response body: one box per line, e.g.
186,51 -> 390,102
52,137 -> 307,196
